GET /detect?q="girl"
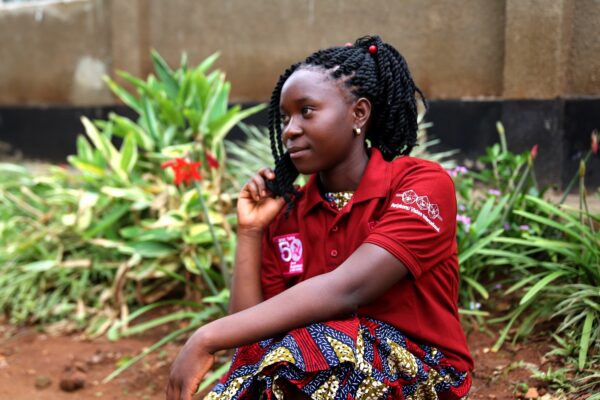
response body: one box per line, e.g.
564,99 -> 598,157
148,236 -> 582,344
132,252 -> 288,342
166,35 -> 473,400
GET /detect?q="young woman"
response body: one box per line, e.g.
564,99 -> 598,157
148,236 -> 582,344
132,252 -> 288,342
166,35 -> 473,400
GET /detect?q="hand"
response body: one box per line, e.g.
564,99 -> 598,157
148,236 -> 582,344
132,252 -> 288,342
237,168 -> 285,231
166,333 -> 215,400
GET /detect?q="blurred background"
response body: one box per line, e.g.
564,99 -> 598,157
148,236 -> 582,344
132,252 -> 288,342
1,0 -> 599,187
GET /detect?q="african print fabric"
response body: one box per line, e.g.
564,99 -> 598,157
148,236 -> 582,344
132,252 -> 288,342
204,316 -> 470,399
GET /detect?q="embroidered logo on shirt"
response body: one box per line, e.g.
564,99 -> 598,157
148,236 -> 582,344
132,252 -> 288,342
273,233 -> 304,275
390,189 -> 442,232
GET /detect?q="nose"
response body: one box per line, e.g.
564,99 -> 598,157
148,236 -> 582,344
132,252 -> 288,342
282,116 -> 302,144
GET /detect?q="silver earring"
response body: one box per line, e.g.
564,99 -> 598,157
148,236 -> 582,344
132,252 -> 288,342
353,127 -> 362,136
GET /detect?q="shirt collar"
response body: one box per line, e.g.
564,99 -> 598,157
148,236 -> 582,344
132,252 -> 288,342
299,147 -> 391,216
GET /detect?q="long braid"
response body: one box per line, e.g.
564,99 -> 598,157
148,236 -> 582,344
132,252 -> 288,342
266,35 -> 426,207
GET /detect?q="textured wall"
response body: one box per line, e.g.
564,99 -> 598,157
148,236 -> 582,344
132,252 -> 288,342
568,0 -> 600,95
0,0 -> 113,105
147,0 -> 506,101
0,0 -> 599,105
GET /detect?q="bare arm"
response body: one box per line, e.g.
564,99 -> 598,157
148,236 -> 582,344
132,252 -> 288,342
166,243 -> 408,399
228,168 -> 285,314
204,243 -> 407,352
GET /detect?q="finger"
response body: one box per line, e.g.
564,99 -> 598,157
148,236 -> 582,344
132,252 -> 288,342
251,174 -> 268,197
258,167 -> 276,181
246,180 -> 260,201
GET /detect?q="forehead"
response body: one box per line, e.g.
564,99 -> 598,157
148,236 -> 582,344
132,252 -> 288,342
280,68 -> 350,106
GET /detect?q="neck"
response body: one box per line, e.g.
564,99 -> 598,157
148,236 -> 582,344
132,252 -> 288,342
318,146 -> 369,192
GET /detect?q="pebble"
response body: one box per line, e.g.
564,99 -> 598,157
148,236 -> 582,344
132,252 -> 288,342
34,375 -> 52,390
524,387 -> 539,399
59,367 -> 86,392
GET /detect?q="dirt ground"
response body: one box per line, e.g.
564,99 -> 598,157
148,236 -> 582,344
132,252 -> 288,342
0,321 -> 570,400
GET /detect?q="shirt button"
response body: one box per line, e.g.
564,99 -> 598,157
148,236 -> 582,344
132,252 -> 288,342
330,250 -> 338,257
332,225 -> 338,232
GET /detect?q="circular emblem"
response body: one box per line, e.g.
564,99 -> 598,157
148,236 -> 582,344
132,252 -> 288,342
290,238 -> 303,262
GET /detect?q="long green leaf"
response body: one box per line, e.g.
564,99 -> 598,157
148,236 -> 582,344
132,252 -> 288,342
142,97 -> 160,142
459,229 -> 503,264
462,276 -> 489,299
104,76 -> 142,114
198,52 -> 219,73
520,270 -> 570,305
150,49 -> 179,99
83,203 -> 130,239
119,134 -> 138,174
212,103 -> 267,145
578,311 -> 594,370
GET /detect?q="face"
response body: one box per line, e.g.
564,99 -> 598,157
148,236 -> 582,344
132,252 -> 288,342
279,68 -> 364,175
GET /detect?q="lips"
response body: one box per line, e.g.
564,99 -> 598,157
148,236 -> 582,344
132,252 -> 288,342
287,145 -> 310,159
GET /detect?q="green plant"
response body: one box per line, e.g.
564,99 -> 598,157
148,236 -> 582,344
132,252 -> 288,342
0,51 -> 264,332
451,122 -> 543,316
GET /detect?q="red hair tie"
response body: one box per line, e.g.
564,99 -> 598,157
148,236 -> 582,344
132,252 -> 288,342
368,45 -> 378,54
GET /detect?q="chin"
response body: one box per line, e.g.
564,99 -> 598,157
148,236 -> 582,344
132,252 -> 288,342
290,159 -> 318,175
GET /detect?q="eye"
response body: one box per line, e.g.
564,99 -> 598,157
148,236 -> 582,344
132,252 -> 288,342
301,106 -> 314,117
281,113 -> 290,125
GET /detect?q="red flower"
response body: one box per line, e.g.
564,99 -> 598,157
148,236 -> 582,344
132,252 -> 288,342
592,131 -> 599,155
530,144 -> 539,160
205,151 -> 220,170
161,157 -> 202,186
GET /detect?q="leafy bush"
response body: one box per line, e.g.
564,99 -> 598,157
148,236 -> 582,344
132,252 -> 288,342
0,51 -> 264,333
451,126 -> 599,394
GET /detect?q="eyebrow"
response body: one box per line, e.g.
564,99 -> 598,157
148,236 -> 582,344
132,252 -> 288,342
280,96 -> 319,112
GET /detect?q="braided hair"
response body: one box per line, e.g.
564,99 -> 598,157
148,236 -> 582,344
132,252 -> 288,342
266,35 -> 426,206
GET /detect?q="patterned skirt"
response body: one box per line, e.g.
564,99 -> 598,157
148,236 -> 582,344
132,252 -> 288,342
204,316 -> 470,399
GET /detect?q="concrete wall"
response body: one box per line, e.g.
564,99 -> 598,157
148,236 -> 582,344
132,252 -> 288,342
1,0 -> 599,105
0,0 -> 113,105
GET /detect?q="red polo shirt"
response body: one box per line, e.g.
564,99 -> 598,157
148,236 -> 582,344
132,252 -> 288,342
260,148 -> 473,372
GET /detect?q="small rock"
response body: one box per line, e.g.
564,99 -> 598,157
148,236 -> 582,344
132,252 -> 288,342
59,368 -> 86,392
73,361 -> 88,372
35,375 -> 52,390
524,387 -> 539,399
0,355 -> 8,369
88,352 -> 104,365
26,368 -> 36,375
487,395 -> 496,399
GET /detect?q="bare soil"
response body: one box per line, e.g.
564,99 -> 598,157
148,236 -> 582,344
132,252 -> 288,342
0,321 -> 570,400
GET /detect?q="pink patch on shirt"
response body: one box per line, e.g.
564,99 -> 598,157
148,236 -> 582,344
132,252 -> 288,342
273,233 -> 304,276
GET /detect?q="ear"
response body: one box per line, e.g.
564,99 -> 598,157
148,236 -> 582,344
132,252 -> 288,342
352,97 -> 371,130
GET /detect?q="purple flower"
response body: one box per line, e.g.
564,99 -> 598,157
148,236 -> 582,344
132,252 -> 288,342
457,214 -> 472,231
488,189 -> 501,196
519,225 -> 530,231
458,204 -> 466,212
469,301 -> 482,310
503,223 -> 510,231
447,166 -> 469,178
494,283 -> 503,290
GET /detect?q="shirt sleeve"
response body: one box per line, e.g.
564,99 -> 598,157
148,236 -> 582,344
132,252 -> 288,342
364,165 -> 457,279
260,228 -> 287,300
